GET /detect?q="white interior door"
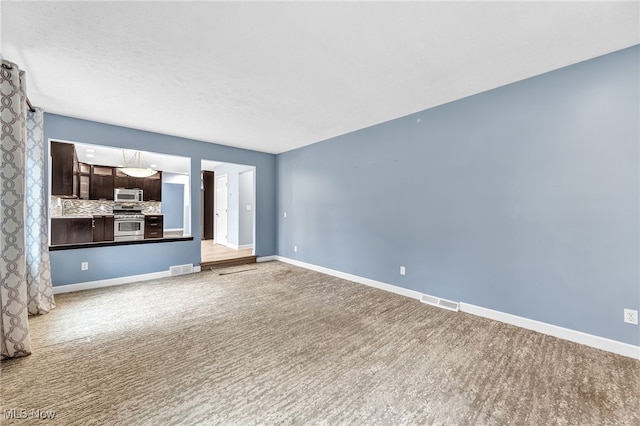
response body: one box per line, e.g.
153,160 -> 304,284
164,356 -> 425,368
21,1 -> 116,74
215,174 -> 228,245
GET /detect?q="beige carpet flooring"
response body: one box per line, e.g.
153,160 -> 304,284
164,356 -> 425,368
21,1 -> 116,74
1,261 -> 638,425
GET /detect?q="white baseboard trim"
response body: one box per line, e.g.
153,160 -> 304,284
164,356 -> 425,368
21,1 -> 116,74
459,303 -> 640,360
276,256 -> 422,301
225,243 -> 253,250
53,270 -> 171,294
276,256 -> 640,360
257,255 -> 278,263
52,265 -> 201,295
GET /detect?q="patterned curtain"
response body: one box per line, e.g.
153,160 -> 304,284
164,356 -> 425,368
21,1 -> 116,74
1,59 -> 54,360
26,108 -> 55,315
0,59 -> 32,358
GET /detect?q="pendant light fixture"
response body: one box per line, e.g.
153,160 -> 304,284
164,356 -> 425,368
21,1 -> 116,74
118,150 -> 158,178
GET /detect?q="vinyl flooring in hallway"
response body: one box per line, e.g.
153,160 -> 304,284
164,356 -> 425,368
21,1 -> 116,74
201,240 -> 255,266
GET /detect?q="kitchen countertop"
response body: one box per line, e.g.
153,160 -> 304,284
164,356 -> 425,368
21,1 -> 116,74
51,214 -> 114,218
49,234 -> 193,251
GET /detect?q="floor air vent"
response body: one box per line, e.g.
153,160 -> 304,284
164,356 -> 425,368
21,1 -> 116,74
170,264 -> 194,276
420,294 -> 459,312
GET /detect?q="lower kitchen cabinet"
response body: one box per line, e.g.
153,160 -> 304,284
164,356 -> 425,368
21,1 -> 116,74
144,215 -> 163,239
93,215 -> 115,242
51,217 -> 93,245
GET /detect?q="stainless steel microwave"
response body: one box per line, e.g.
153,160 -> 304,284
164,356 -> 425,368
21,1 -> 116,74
114,188 -> 143,202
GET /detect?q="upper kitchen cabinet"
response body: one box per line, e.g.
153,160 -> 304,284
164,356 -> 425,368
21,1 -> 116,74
50,141 -> 78,197
90,165 -> 115,200
51,141 -> 164,201
114,169 -> 162,201
78,162 -> 91,200
143,171 -> 162,201
114,169 -> 143,190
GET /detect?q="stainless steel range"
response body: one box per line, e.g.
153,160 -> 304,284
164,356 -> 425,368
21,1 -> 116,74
113,204 -> 145,241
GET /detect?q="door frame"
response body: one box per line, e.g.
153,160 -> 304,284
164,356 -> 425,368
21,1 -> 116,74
215,173 -> 228,246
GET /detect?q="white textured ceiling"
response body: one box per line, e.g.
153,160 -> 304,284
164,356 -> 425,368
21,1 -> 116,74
2,2 -> 638,154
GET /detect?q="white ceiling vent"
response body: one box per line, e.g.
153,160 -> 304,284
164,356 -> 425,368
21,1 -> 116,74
420,293 -> 459,312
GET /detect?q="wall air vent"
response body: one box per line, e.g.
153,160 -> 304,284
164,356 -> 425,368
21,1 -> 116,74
170,264 -> 194,276
419,293 -> 459,312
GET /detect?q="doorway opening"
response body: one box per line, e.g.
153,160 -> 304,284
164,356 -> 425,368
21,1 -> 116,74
201,160 -> 256,267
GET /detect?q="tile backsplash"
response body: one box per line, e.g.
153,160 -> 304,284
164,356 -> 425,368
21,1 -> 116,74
51,197 -> 161,216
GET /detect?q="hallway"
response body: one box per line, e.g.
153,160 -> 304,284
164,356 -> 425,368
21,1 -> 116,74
201,240 -> 255,268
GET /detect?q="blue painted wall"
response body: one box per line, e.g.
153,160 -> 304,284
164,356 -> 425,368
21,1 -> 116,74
45,114 -> 276,285
276,46 -> 640,345
161,182 -> 184,229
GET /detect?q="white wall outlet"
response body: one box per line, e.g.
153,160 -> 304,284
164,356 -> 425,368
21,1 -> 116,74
246,205 -> 252,211
400,266 -> 406,275
294,245 -> 298,253
81,262 -> 89,271
283,211 -> 287,218
624,309 -> 638,325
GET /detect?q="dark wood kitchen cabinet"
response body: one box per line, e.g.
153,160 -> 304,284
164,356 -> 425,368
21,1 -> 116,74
144,215 -> 163,239
92,215 -> 114,242
90,166 -> 115,200
143,171 -> 162,201
51,217 -> 92,245
114,169 -> 144,190
115,169 -> 162,201
51,141 -> 78,197
78,163 -> 91,200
